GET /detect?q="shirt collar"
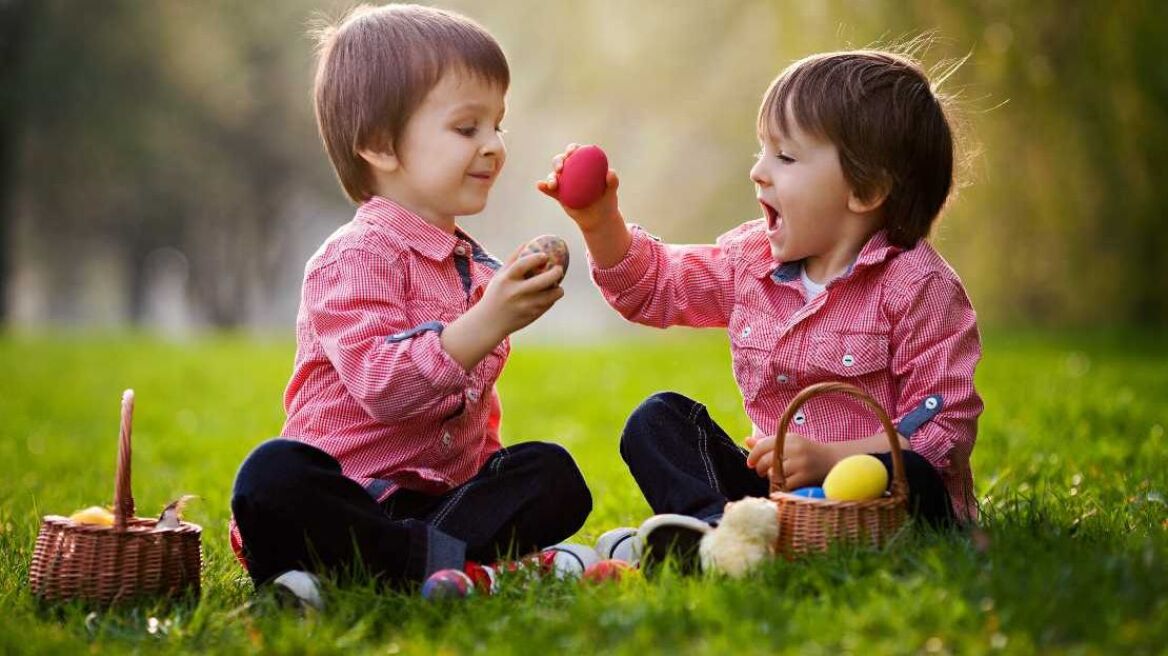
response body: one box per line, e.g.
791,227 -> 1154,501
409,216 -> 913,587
750,229 -> 903,282
356,196 -> 462,262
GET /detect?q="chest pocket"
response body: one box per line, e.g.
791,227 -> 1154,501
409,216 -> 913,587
807,332 -> 889,381
729,308 -> 779,402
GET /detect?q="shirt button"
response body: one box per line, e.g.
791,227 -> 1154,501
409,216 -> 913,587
454,245 -> 468,257
925,397 -> 939,410
793,411 -> 806,425
467,389 -> 480,402
441,431 -> 453,448
841,354 -> 855,367
776,374 -> 789,384
741,326 -> 751,338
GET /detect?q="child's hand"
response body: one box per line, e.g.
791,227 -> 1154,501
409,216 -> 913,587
745,433 -> 840,489
479,250 -> 565,337
537,143 -> 622,233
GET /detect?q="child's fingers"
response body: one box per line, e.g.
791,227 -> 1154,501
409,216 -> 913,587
752,451 -> 774,478
508,252 -> 549,279
744,435 -> 775,467
503,243 -> 528,267
521,265 -> 565,291
553,143 -> 580,172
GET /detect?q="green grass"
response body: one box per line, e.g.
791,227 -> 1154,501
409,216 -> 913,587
1,329 -> 1166,654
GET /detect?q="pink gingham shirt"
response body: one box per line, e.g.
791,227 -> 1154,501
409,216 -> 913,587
592,221 -> 983,520
230,197 -> 507,561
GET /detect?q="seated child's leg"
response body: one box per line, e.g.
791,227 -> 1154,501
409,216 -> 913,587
232,439 -> 465,587
390,441 -> 591,564
868,450 -> 956,528
621,392 -> 768,522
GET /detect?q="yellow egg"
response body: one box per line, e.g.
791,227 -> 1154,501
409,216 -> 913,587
823,455 -> 889,501
69,506 -> 115,526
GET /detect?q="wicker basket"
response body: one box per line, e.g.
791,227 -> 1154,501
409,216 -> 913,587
29,390 -> 202,605
769,381 -> 909,555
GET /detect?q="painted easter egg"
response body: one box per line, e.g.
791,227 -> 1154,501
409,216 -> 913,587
520,234 -> 570,279
582,559 -> 634,584
557,145 -> 609,209
69,506 -> 115,526
790,486 -> 827,500
823,455 -> 889,501
421,569 -> 473,600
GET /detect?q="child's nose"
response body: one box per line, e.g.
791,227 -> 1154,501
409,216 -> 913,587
481,132 -> 505,157
749,159 -> 769,186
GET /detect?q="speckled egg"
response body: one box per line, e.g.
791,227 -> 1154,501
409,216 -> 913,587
521,234 -> 570,279
421,569 -> 473,600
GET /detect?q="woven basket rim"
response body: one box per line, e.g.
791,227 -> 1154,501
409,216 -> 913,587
769,490 -> 904,510
41,515 -> 203,534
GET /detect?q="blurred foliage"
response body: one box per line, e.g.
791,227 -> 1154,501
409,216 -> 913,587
1,0 -> 1166,329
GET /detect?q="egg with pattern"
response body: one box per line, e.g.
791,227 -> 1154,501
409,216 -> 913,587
520,235 -> 569,280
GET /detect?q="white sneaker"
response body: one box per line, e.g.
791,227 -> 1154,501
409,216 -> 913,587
595,527 -> 640,564
540,543 -> 601,579
271,570 -> 324,611
637,514 -> 712,576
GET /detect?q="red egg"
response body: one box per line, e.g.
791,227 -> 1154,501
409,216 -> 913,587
557,145 -> 609,209
582,559 -> 634,584
520,234 -> 569,279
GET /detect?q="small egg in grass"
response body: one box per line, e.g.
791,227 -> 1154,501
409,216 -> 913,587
520,235 -> 569,280
421,569 -> 473,600
582,559 -> 635,584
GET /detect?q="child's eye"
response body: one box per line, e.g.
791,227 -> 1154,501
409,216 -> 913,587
495,125 -> 507,135
777,152 -> 796,164
455,126 -> 478,137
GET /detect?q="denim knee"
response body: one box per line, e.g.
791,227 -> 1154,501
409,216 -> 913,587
526,442 -> 592,527
621,389 -> 691,452
232,438 -> 325,510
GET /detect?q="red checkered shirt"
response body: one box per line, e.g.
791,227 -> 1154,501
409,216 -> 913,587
230,196 -> 507,562
592,221 -> 983,520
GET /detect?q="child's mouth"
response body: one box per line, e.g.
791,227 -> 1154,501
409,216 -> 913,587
760,200 -> 781,232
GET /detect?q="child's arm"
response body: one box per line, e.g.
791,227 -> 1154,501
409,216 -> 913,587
440,251 -> 563,371
538,146 -> 737,328
307,247 -> 563,425
885,272 -> 983,476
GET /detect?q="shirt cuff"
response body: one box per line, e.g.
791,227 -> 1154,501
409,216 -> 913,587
590,224 -> 658,292
412,328 -> 471,394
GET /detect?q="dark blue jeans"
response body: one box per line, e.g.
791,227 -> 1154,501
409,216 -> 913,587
620,392 -> 956,526
232,439 -> 591,588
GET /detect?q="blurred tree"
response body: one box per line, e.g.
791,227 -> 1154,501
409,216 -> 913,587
1,0 -> 1165,331
0,0 -> 37,323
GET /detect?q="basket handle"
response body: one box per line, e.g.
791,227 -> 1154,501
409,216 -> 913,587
768,381 -> 908,500
113,389 -> 135,530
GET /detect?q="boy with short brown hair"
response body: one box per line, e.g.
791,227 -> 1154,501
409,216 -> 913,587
230,4 -> 591,603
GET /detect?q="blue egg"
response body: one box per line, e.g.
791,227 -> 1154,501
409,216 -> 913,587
791,486 -> 826,499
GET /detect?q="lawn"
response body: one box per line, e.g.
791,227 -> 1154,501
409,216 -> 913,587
1,329 -> 1165,654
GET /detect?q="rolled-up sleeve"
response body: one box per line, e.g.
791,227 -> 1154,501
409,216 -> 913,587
888,272 -> 983,473
590,224 -> 737,328
307,248 -> 469,424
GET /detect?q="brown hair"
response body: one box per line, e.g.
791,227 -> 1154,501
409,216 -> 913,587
759,50 -> 955,247
312,4 -> 510,203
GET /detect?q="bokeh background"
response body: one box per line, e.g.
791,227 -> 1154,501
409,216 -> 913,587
2,0 -> 1166,339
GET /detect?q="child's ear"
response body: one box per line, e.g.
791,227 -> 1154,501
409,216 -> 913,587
847,174 -> 891,214
357,146 -> 400,173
